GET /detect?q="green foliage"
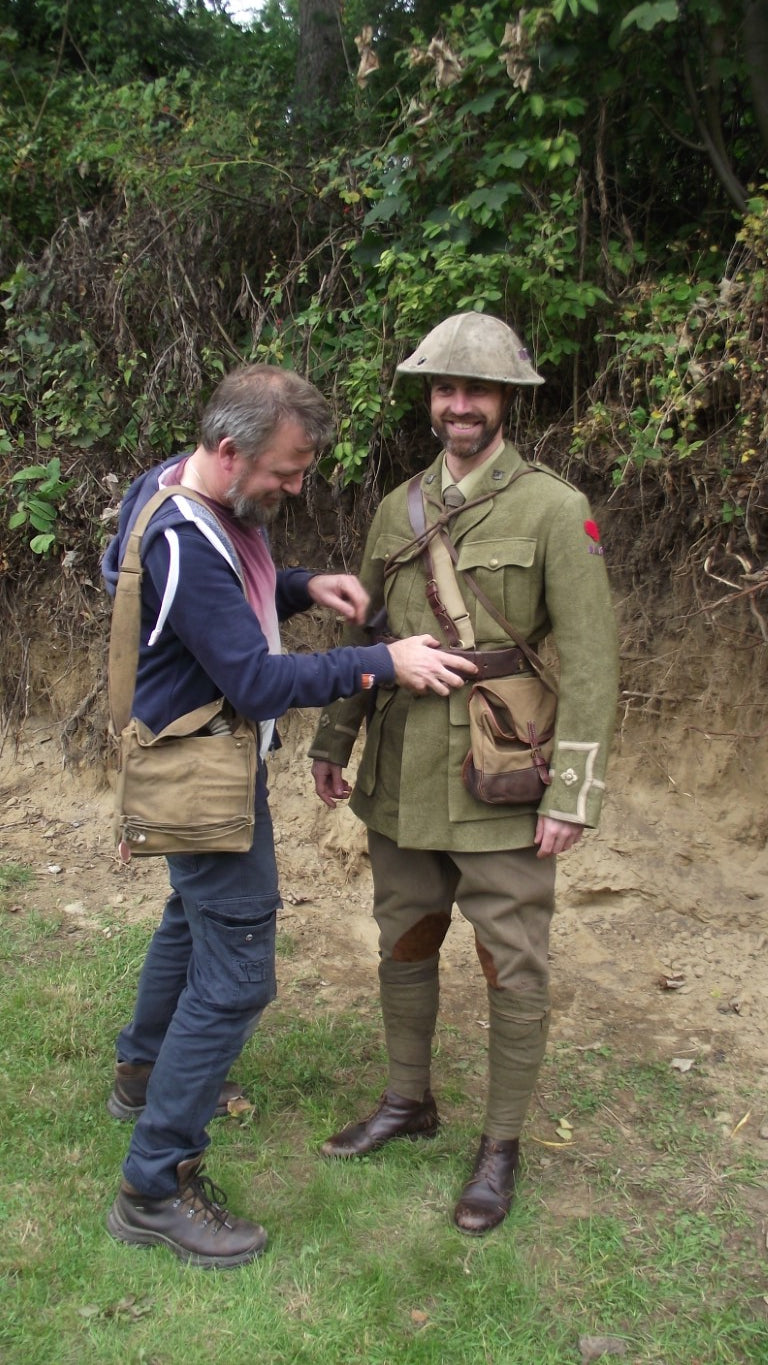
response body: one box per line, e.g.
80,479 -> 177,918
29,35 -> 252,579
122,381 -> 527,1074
7,456 -> 73,554
574,240 -> 766,509
0,0 -> 766,588
621,1 -> 680,33
241,2 -> 626,482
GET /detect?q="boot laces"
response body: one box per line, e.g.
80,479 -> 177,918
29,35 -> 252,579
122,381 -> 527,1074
176,1170 -> 233,1230
468,1141 -> 517,1196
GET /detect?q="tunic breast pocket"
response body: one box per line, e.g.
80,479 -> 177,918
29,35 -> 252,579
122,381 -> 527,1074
457,537 -> 538,641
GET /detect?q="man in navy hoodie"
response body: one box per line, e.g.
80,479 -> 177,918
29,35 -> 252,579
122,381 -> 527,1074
102,363 -> 474,1268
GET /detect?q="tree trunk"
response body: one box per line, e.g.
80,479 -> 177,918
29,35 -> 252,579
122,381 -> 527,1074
294,0 -> 345,129
744,0 -> 768,155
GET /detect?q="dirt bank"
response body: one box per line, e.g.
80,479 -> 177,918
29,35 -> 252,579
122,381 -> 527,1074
2,705 -> 766,1121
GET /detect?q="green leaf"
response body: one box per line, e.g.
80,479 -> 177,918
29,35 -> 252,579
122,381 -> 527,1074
10,464 -> 50,483
458,183 -> 520,214
459,91 -> 504,117
29,533 -> 56,555
482,148 -> 528,175
362,195 -> 408,228
620,2 -> 679,35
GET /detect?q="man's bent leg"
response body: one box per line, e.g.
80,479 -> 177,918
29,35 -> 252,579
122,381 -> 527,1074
107,887 -> 249,1121
109,801 -> 279,1266
122,808 -> 280,1195
114,888 -> 192,1066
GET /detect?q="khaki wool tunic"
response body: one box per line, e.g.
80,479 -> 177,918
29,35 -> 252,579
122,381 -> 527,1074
309,442 -> 619,853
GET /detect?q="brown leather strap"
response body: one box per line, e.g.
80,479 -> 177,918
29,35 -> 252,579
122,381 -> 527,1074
406,477 -> 464,646
383,482 -> 496,580
449,646 -> 529,680
399,469 -> 558,694
437,531 -> 559,695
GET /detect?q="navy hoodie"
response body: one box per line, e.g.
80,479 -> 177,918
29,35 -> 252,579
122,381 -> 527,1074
102,458 -> 394,737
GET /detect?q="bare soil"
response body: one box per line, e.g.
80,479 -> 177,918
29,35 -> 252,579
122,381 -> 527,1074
1,702 -> 767,1141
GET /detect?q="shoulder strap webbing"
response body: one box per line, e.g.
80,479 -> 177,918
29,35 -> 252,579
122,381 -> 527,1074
108,486 -> 239,736
405,469 -> 559,695
406,478 -> 474,647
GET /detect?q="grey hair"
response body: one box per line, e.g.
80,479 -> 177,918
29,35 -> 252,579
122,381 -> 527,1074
199,364 -> 334,460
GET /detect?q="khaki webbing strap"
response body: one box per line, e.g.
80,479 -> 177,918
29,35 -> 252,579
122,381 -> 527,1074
406,477 -> 474,647
383,488 -> 495,579
108,485 -> 232,736
440,532 -> 559,695
403,469 -> 559,696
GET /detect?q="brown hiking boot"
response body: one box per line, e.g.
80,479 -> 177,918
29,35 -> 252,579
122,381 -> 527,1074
106,1157 -> 267,1268
107,1062 -> 248,1121
321,1090 -> 439,1158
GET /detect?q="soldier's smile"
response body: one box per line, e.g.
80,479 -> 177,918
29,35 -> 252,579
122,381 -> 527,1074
430,376 -> 508,466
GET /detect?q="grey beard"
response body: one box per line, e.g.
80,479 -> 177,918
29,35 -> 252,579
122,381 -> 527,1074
227,487 -> 281,526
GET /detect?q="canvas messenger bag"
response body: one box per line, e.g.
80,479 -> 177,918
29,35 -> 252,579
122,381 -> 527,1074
398,471 -> 559,806
108,486 -> 258,861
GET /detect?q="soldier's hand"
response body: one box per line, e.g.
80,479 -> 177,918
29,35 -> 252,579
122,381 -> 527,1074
312,760 -> 352,808
535,815 -> 584,858
308,573 -> 370,625
387,636 -> 477,696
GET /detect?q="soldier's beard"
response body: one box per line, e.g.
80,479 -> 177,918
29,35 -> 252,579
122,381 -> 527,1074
431,416 -> 502,461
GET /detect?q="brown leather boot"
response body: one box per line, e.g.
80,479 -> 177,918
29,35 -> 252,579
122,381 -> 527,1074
453,1136 -> 519,1235
107,1063 -> 248,1121
106,1157 -> 267,1268
321,1090 -> 439,1158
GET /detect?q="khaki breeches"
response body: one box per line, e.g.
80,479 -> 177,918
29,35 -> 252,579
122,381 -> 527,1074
367,830 -> 555,999
366,830 -> 556,1136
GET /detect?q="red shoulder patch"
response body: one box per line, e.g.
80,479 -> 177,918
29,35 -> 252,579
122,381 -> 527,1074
584,519 -> 604,555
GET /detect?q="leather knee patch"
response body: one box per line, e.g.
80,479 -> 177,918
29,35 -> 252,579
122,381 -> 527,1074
474,933 -> 499,989
392,913 -> 451,962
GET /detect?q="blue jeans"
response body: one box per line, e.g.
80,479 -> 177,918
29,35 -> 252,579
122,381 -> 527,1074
117,795 -> 280,1196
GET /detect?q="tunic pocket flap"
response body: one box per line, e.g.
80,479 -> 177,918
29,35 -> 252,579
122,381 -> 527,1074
457,538 -> 536,572
372,532 -> 420,566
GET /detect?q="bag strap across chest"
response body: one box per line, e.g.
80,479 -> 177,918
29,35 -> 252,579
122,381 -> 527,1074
402,471 -> 558,694
108,486 -> 241,736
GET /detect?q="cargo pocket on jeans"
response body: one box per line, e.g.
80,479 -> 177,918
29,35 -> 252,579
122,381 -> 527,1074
198,894 -> 278,1012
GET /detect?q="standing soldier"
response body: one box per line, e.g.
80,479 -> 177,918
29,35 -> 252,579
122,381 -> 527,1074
310,313 -> 619,1235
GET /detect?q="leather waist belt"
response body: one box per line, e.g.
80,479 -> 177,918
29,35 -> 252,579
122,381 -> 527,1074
449,646 -> 530,680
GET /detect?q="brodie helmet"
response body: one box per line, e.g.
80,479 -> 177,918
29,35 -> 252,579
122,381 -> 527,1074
395,312 -> 544,386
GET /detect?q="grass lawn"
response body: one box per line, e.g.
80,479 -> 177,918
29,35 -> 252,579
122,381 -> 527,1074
1,862 -> 766,1365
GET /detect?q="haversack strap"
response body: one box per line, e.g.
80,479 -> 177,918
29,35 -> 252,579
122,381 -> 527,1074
400,469 -> 558,694
108,486 -> 237,735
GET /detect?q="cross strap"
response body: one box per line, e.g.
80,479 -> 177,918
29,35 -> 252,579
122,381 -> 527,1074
401,470 -> 559,695
406,477 -> 474,647
107,485 -> 239,736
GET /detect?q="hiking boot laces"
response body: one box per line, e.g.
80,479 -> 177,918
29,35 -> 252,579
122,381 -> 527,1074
176,1169 -> 234,1234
